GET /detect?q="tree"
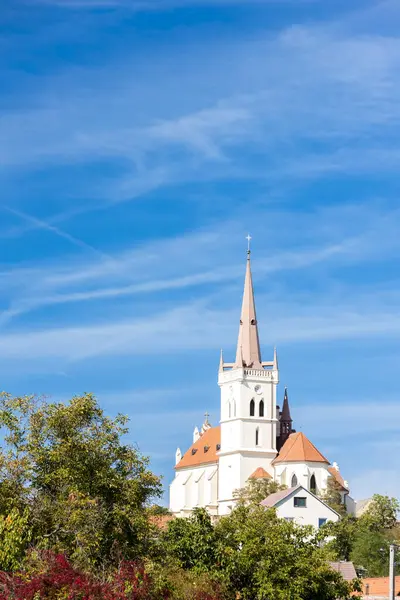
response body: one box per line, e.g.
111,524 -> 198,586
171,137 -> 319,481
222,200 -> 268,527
0,392 -> 162,571
320,476 -> 347,517
350,529 -> 390,577
323,515 -> 358,561
214,505 -> 359,600
162,508 -> 217,572
359,495 -> 400,532
0,508 -> 31,571
233,477 -> 286,506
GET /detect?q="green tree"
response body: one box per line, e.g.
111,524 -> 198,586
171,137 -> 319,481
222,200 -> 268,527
350,528 -> 389,577
0,507 -> 31,571
320,476 -> 347,516
162,508 -> 217,572
323,515 -> 358,561
0,392 -> 161,571
214,505 -> 358,600
360,494 -> 400,531
234,477 -> 286,506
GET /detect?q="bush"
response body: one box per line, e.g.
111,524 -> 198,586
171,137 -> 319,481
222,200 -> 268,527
0,552 -> 167,600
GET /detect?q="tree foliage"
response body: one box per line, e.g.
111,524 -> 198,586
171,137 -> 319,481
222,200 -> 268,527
162,508 -> 217,572
320,476 -> 347,516
163,505 -> 359,600
233,477 -> 286,506
325,494 -> 400,577
0,552 -> 168,600
359,494 -> 400,531
0,392 -> 161,571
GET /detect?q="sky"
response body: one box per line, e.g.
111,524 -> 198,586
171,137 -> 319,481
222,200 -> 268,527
1,0 -> 400,505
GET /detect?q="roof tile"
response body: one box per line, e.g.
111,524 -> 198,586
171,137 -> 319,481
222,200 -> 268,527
249,467 -> 272,480
272,432 -> 329,465
175,426 -> 220,470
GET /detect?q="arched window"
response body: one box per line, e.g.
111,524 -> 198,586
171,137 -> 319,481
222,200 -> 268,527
291,474 -> 298,487
310,474 -> 317,495
255,427 -> 259,446
250,399 -> 255,417
259,399 -> 264,417
228,401 -> 231,418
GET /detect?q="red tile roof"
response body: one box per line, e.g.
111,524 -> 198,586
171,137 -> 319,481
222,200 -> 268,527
249,467 -> 272,479
175,426 -> 220,470
361,576 -> 400,597
272,432 -> 329,465
328,466 -> 349,491
149,514 -> 175,530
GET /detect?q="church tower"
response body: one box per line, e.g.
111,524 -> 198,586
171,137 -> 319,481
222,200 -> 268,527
217,246 -> 279,515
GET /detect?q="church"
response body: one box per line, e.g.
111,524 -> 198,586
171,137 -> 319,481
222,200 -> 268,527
169,247 -> 355,518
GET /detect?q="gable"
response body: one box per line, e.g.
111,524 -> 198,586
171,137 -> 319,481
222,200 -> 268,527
261,485 -> 341,518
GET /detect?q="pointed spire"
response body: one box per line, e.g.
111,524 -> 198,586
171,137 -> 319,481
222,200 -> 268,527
273,347 -> 278,370
219,349 -> 224,373
281,387 -> 292,422
234,245 -> 262,369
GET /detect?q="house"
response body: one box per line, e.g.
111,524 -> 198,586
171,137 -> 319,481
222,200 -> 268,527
260,485 -> 340,529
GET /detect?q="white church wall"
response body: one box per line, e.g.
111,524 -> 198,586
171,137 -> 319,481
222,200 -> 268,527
170,463 -> 219,516
274,461 -> 329,494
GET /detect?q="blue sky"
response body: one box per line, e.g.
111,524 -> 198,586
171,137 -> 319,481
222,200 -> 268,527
1,0 -> 400,504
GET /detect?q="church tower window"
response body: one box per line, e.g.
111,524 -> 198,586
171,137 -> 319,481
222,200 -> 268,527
259,399 -> 264,417
291,474 -> 298,487
250,399 -> 255,417
255,427 -> 259,446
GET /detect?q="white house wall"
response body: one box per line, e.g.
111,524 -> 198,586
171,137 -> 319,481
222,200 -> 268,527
275,490 -> 339,529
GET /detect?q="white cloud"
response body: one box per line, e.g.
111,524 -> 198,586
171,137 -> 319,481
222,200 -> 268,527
3,7 -> 400,194
301,401 -> 400,439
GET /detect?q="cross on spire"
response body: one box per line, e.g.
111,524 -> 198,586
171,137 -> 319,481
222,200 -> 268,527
246,233 -> 252,254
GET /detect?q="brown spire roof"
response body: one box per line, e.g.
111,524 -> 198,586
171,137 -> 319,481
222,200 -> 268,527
234,251 -> 262,369
175,426 -> 220,470
272,432 -> 329,465
249,467 -> 272,480
281,387 -> 292,422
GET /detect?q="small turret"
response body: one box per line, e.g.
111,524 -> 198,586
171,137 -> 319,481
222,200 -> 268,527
193,426 -> 200,443
277,387 -> 294,452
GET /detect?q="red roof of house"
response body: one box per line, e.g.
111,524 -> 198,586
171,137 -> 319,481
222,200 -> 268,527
358,576 -> 400,597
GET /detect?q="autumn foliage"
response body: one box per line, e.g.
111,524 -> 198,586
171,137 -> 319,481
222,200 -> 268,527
0,553 -> 166,600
